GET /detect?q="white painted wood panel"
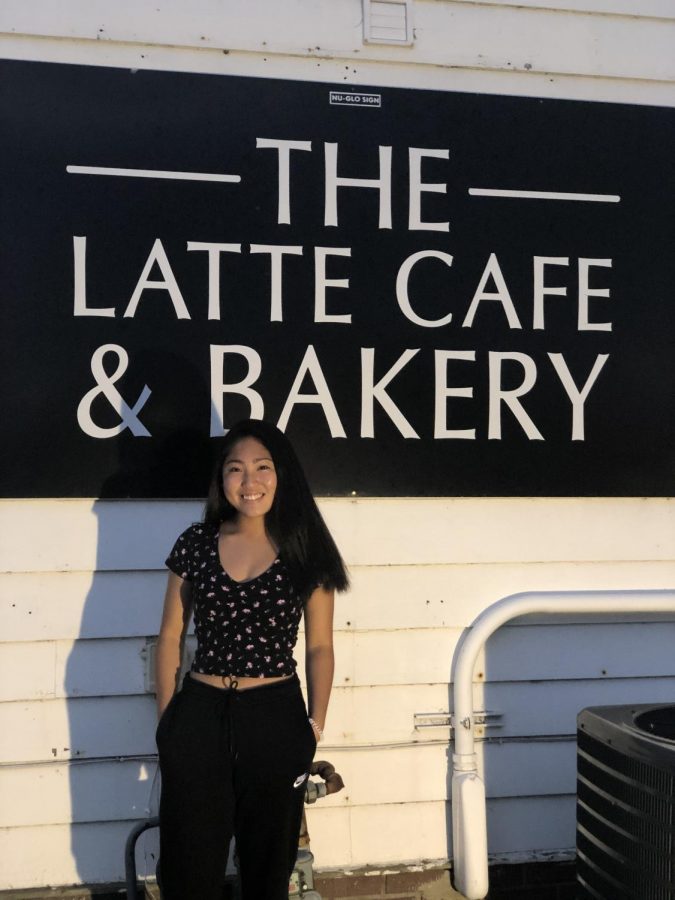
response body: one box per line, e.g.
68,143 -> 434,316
4,674 -> 673,767
328,677 -> 675,742
4,560 -> 674,643
1,34 -> 673,108
0,500 -> 200,573
484,621 -> 675,681
348,798 -> 450,865
485,796 -> 576,854
304,740 -> 578,807
0,695 -> 156,764
313,795 -> 576,867
6,618 -> 675,702
0,641 -> 56,701
482,676 -> 675,737
0,760 -> 158,827
0,794 -> 575,888
0,820 -> 157,890
329,682 -> 452,742
343,622 -> 675,688
0,739 -> 578,829
482,740 -> 577,798
446,0 -> 675,19
347,560 -> 675,629
2,498 -> 673,572
1,571 -> 164,641
2,639 -> 149,701
1,0 -> 673,81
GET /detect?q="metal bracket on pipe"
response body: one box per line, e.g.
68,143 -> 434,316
413,711 -> 502,732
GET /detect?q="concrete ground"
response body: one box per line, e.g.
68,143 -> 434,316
0,861 -> 577,899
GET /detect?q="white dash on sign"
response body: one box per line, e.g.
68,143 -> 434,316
67,165 -> 241,184
469,188 -> 620,203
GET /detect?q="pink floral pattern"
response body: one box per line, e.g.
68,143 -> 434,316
165,524 -> 302,677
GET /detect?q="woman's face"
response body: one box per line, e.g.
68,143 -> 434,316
222,436 -> 277,519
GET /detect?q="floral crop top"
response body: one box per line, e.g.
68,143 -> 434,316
165,523 -> 303,677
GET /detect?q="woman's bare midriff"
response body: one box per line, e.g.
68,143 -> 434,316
190,671 -> 294,691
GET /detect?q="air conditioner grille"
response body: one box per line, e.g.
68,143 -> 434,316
578,780 -> 673,855
577,803 -> 673,880
577,829 -> 670,900
576,704 -> 675,900
578,742 -> 674,825
579,729 -> 675,797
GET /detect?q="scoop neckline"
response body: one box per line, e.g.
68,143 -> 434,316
214,527 -> 280,585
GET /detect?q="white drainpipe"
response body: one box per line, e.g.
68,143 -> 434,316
451,589 -> 675,900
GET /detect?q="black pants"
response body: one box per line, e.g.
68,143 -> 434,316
156,672 -> 316,900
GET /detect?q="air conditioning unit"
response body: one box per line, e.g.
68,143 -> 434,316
576,703 -> 675,899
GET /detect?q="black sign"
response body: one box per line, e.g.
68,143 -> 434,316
1,59 -> 673,497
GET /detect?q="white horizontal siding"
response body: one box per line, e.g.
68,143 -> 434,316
1,32 -> 673,110
0,760 -> 158,828
2,498 -> 673,572
1,0 -> 673,83
0,795 -> 576,886
0,820 -> 158,889
3,675 -> 675,766
444,0 -> 674,18
0,497 -> 674,886
1,741 -> 580,830
3,560 -> 675,642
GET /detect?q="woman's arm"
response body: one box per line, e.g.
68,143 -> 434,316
304,585 -> 335,740
155,572 -> 193,719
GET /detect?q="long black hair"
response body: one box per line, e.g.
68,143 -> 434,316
203,419 -> 349,601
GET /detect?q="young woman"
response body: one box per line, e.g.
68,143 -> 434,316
154,419 -> 348,900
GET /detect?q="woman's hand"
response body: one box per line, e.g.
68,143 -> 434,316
308,716 -> 324,742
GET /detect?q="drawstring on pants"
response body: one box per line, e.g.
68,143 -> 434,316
219,677 -> 240,757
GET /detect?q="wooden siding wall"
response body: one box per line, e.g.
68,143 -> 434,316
1,0 -> 674,889
1,499 -> 674,887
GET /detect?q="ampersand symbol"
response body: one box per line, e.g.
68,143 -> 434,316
77,344 -> 152,438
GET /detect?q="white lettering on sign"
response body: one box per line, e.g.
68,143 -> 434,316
208,345 -> 611,441
329,91 -> 382,108
314,247 -> 352,324
123,239 -> 190,319
75,340 -> 610,442
396,251 -> 455,328
277,345 -> 346,438
408,148 -> 450,233
361,348 -> 421,439
210,345 -> 264,437
186,242 -> 242,320
255,138 -> 312,225
324,143 -> 392,229
434,351 -> 476,440
250,244 -> 304,322
67,133 -> 619,451
488,352 -> 544,441
77,344 -> 152,438
462,253 -> 522,330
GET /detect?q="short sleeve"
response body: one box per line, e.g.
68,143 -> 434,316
165,526 -> 197,581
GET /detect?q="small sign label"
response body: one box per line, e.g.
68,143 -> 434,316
330,90 -> 382,108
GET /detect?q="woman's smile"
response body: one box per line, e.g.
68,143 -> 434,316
222,436 -> 278,518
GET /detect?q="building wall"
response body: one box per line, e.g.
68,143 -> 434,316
1,0 -> 674,890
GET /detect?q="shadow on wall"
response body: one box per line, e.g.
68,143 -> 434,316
65,349 -> 213,885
